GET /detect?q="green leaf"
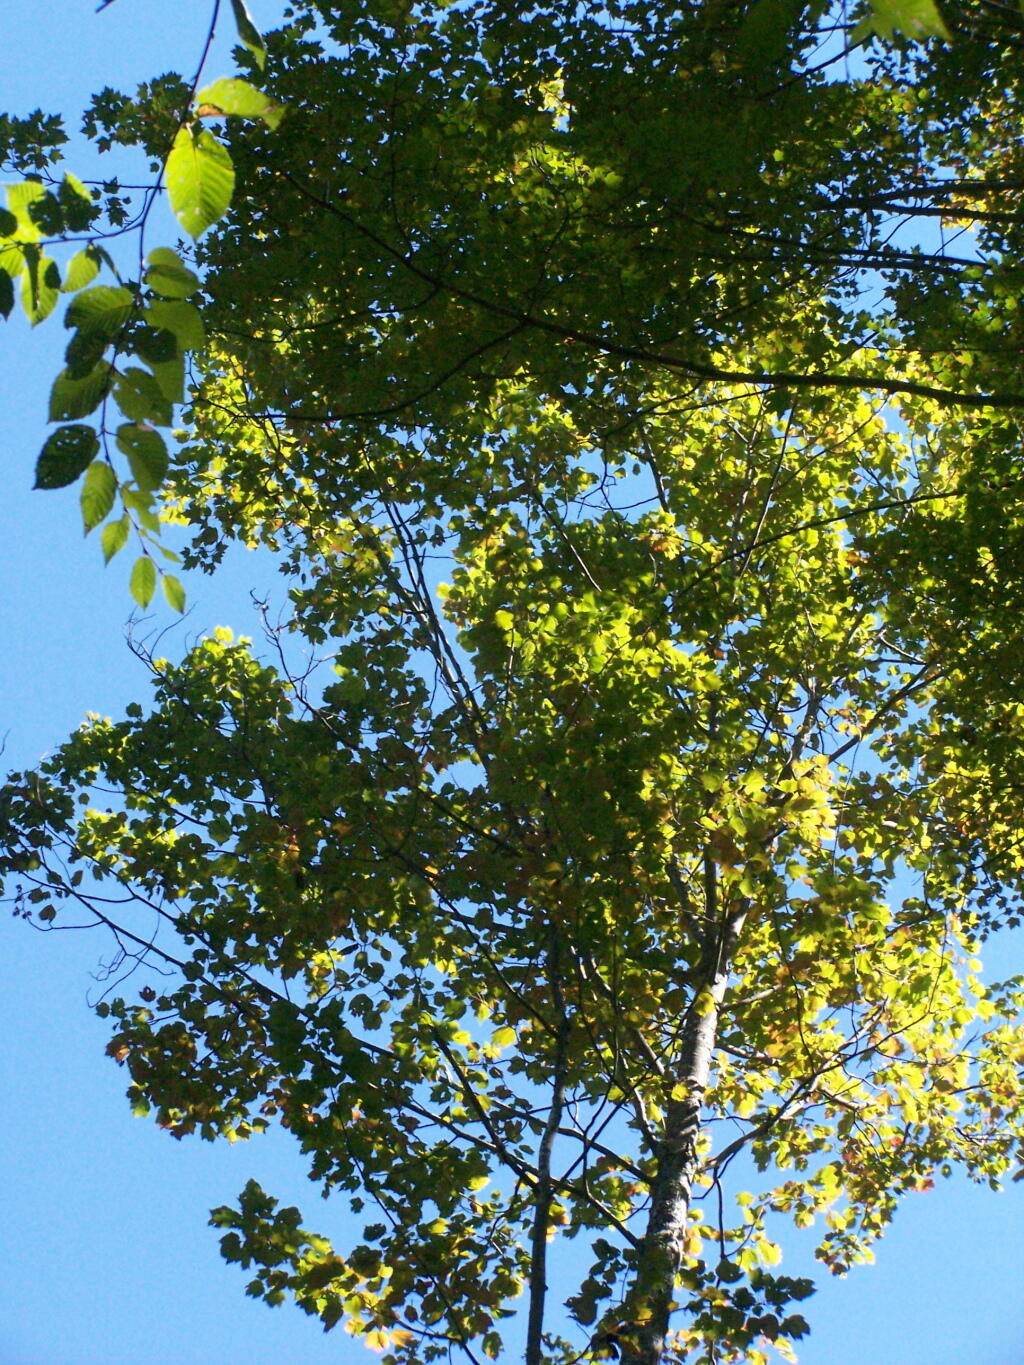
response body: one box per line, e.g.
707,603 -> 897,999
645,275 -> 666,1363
34,424 -> 99,489
57,171 -> 95,231
0,240 -> 25,281
149,353 -> 186,403
229,0 -> 267,69
0,267 -> 13,320
145,248 -> 200,300
49,364 -> 110,421
129,555 -> 157,607
116,424 -> 169,491
0,207 -> 17,237
80,460 -> 117,533
61,246 -> 103,293
113,367 -> 173,426
162,573 -> 186,613
21,249 -> 61,325
131,325 -> 180,365
146,299 -> 205,351
64,328 -> 110,379
6,180 -> 45,239
100,514 -> 130,564
121,485 -> 162,533
196,77 -> 286,130
855,0 -> 950,42
65,284 -> 135,338
165,126 -> 235,239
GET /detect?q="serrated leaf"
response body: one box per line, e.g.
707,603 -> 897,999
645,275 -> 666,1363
113,367 -> 173,426
230,0 -> 266,68
100,515 -> 130,564
65,284 -> 135,338
34,424 -> 99,489
165,126 -> 235,239
129,555 -> 157,607
61,246 -> 103,293
162,573 -> 186,612
49,364 -> 110,421
196,77 -> 285,130
116,424 -> 169,491
80,460 -> 117,533
145,247 -> 200,300
149,352 -> 185,403
0,268 -> 13,320
121,485 -> 163,533
147,299 -> 205,350
65,328 -> 110,379
131,324 -> 179,364
0,207 -> 16,237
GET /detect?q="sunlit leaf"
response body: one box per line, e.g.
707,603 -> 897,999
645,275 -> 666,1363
229,0 -> 266,69
79,459 -> 117,533
65,284 -> 135,338
61,246 -> 103,293
162,573 -> 186,612
146,299 -> 205,351
129,554 -> 157,607
100,514 -> 130,564
21,249 -> 60,325
165,126 -> 235,239
145,247 -> 200,300
196,77 -> 286,130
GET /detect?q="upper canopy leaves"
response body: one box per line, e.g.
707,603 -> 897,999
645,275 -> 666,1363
5,3 -> 1024,1363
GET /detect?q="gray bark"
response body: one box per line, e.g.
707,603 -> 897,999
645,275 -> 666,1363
616,899 -> 747,1365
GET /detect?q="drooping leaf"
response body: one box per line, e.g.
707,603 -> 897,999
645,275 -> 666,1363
115,423 -> 169,491
33,424 -> 99,489
0,267 -> 13,320
48,363 -> 110,421
196,77 -> 285,130
162,573 -> 186,613
100,514 -> 130,564
129,554 -> 157,607
130,325 -> 179,365
120,485 -> 162,535
5,180 -> 45,239
146,298 -> 205,351
148,353 -> 186,403
165,126 -> 235,239
79,459 -> 117,533
113,367 -> 173,426
64,328 -> 110,379
65,285 -> 135,339
145,248 -> 200,300
61,246 -> 103,294
229,0 -> 266,69
21,249 -> 60,325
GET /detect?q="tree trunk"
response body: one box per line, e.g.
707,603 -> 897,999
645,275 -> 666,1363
616,904 -> 745,1365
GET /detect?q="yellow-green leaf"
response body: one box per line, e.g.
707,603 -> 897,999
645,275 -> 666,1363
165,126 -> 235,239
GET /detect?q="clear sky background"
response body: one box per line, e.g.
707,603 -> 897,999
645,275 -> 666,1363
1,4 -> 1022,1363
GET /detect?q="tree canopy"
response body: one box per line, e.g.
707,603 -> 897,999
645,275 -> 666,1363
4,3 -> 1024,1363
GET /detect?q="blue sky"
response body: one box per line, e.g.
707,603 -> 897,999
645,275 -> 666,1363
1,4 -> 1023,1363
